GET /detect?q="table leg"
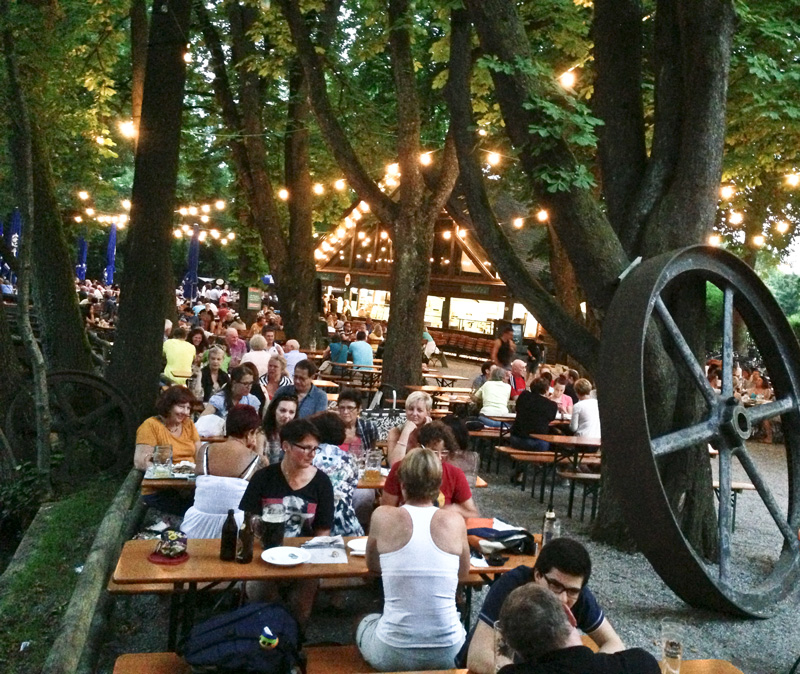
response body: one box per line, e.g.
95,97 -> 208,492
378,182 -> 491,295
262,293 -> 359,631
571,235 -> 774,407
179,582 -> 198,647
167,583 -> 182,651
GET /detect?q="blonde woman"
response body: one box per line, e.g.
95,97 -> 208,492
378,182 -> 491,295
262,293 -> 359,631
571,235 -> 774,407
260,354 -> 293,403
387,391 -> 432,466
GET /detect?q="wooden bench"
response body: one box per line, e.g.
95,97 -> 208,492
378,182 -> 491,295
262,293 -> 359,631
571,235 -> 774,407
112,644 -> 376,674
557,471 -> 601,521
712,480 -> 756,530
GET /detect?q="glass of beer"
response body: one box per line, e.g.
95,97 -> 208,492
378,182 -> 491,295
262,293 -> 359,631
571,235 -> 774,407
152,445 -> 173,478
260,503 -> 286,550
362,450 -> 383,486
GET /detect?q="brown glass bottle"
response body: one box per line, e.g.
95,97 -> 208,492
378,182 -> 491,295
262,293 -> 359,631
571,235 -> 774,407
236,515 -> 254,564
220,509 -> 237,561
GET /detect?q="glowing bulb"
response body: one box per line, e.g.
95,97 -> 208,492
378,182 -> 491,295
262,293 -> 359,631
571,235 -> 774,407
420,153 -> 432,166
380,231 -> 388,240
315,250 -> 324,260
119,121 -> 136,138
78,191 -> 89,201
173,229 -> 183,238
385,176 -> 398,187
322,241 -> 332,251
96,136 -> 106,145
729,211 -> 744,225
74,216 -> 83,223
458,229 -> 466,239
536,209 -> 549,222
210,229 -> 220,239
478,129 -> 487,137
442,230 -> 452,240
313,183 -> 324,195
200,215 -> 209,223
188,206 -> 198,215
181,224 -> 190,233
215,200 -> 225,210
344,217 -> 354,228
708,235 -> 721,246
357,231 -> 366,240
119,214 -> 128,223
278,188 -> 289,200
179,207 -> 188,215
116,222 -> 125,230
487,152 -> 500,166
199,231 -> 207,242
559,71 -> 577,88
752,234 -> 765,247
85,208 -> 95,216
720,185 -> 735,200
351,209 -> 362,221
362,240 -> 369,247
335,227 -> 345,238
386,163 -> 400,176
122,199 -> 131,210
334,179 -> 346,191
221,239 -> 228,246
183,51 -> 192,63
201,204 -> 211,213
227,232 -> 235,240
359,201 -> 370,212
777,220 -> 790,234
787,174 -> 800,187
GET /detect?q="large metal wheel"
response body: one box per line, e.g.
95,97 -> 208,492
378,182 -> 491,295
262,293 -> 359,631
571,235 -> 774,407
598,245 -> 800,617
5,370 -> 136,485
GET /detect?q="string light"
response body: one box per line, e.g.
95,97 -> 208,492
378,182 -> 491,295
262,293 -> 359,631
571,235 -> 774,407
729,211 -> 744,225
420,152 -> 432,166
215,200 -> 226,210
776,221 -> 790,234
442,230 -> 452,240
74,216 -> 83,223
201,204 -> 211,213
536,209 -> 549,222
200,215 -> 209,223
513,218 -> 524,229
183,51 -> 192,63
478,129 -> 487,137
359,201 -> 370,212
227,232 -> 235,240
96,136 -> 106,145
313,183 -> 325,195
787,174 -> 800,187
386,163 -> 400,176
188,206 -> 198,216
334,179 -> 346,191
210,229 -> 220,239
122,199 -> 131,210
558,70 -> 577,88
119,121 -> 137,138
752,234 -> 765,247
720,185 -> 735,200
278,188 -> 289,200
173,229 -> 183,238
351,209 -> 362,221
179,207 -> 189,215
78,191 -> 89,200
487,152 -> 501,166
85,208 -> 95,216
708,234 -> 722,246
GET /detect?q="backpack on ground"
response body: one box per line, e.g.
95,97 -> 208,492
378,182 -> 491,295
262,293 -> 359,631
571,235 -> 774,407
180,601 -> 301,673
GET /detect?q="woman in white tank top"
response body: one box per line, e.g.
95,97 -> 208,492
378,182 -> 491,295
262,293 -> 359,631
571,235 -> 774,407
356,448 -> 470,671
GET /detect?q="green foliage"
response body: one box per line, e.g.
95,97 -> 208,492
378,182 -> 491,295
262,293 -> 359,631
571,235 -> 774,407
0,476 -> 120,674
0,463 -> 47,548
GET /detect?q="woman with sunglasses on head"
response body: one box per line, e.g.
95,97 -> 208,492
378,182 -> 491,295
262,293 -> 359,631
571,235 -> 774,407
200,365 -> 261,418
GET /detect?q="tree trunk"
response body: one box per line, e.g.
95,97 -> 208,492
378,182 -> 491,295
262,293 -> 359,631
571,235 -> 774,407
0,299 -> 23,409
2,0 -> 53,490
130,0 -> 148,151
30,128 -> 93,372
107,0 -> 192,421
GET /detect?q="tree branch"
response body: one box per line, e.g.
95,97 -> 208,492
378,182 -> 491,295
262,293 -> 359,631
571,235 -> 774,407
592,0 -> 647,254
276,0 -> 397,224
445,8 -> 598,371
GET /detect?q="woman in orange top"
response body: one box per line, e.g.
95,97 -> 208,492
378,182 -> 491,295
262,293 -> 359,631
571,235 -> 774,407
135,386 -> 202,515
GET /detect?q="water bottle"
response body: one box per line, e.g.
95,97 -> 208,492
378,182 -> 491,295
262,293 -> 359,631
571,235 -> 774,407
542,509 -> 561,546
220,509 -> 237,561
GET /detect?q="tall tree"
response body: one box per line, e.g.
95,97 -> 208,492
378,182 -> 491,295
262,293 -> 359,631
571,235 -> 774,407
278,0 -> 459,389
106,0 -> 193,420
446,0 -> 736,554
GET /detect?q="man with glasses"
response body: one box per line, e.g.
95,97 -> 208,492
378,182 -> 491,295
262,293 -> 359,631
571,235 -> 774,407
458,538 -> 624,673
276,359 -> 328,418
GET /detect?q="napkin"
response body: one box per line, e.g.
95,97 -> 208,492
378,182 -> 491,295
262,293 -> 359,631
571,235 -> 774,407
301,535 -> 347,564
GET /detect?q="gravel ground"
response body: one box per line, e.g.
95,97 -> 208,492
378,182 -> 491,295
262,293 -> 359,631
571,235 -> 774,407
97,358 -> 800,673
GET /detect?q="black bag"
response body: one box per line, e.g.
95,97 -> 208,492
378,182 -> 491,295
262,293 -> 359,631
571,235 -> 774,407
363,387 -> 406,440
180,602 -> 300,673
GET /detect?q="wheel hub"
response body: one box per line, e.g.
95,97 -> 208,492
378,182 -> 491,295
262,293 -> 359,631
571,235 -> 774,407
719,398 -> 752,445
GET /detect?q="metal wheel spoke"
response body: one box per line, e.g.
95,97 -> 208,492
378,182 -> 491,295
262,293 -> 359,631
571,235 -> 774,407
717,447 -> 733,583
745,397 -> 795,425
654,298 -> 718,406
736,446 -> 797,547
652,420 -> 718,457
721,286 -> 734,398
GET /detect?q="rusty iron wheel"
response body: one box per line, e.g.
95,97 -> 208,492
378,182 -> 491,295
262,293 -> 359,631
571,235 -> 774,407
598,245 -> 800,617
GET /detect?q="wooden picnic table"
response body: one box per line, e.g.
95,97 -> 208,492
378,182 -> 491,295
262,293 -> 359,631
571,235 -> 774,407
406,385 -> 474,394
113,532 -> 537,649
529,434 -> 601,506
311,379 -> 340,390
423,373 -> 470,387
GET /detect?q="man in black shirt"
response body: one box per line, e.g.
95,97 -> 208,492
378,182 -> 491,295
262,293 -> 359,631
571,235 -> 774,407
496,584 -> 659,674
511,377 -> 557,452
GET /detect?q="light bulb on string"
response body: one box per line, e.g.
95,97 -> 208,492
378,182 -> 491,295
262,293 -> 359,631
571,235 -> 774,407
201,204 -> 211,213
215,200 -> 226,210
179,207 -> 188,215
200,215 -> 209,223
119,121 -> 137,138
334,179 -> 346,191
729,211 -> 744,225
720,185 -> 735,200
278,188 -> 289,200
787,174 -> 800,187
513,218 -> 524,229
420,153 -> 432,166
78,191 -> 89,201
122,199 -> 131,210
708,234 -> 722,246
313,183 -> 325,195
558,70 -> 577,88
536,209 -> 549,222
777,221 -> 790,234
487,152 -> 500,166
752,234 -> 765,247
188,206 -> 198,216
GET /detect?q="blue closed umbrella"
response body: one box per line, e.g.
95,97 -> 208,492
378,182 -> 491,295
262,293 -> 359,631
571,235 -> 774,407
76,235 -> 88,281
103,223 -> 117,285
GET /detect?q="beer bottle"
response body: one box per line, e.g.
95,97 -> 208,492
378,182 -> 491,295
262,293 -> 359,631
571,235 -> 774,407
236,515 -> 254,564
220,509 -> 238,561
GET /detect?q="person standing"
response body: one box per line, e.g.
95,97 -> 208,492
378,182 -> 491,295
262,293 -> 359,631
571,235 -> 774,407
491,326 -> 516,370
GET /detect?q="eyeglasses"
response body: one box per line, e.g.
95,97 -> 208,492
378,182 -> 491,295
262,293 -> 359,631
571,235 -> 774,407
338,405 -> 358,412
542,574 -> 582,600
291,443 -> 320,454
235,380 -> 254,388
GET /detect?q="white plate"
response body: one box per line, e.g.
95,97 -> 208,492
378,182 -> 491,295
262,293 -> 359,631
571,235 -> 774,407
347,537 -> 368,556
260,547 -> 311,566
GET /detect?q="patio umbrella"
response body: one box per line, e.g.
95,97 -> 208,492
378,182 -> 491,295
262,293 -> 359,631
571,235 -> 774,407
181,223 -> 200,301
103,223 -> 117,285
76,234 -> 88,281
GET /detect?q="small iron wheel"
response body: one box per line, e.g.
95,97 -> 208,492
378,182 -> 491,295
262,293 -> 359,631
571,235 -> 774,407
598,245 -> 800,617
